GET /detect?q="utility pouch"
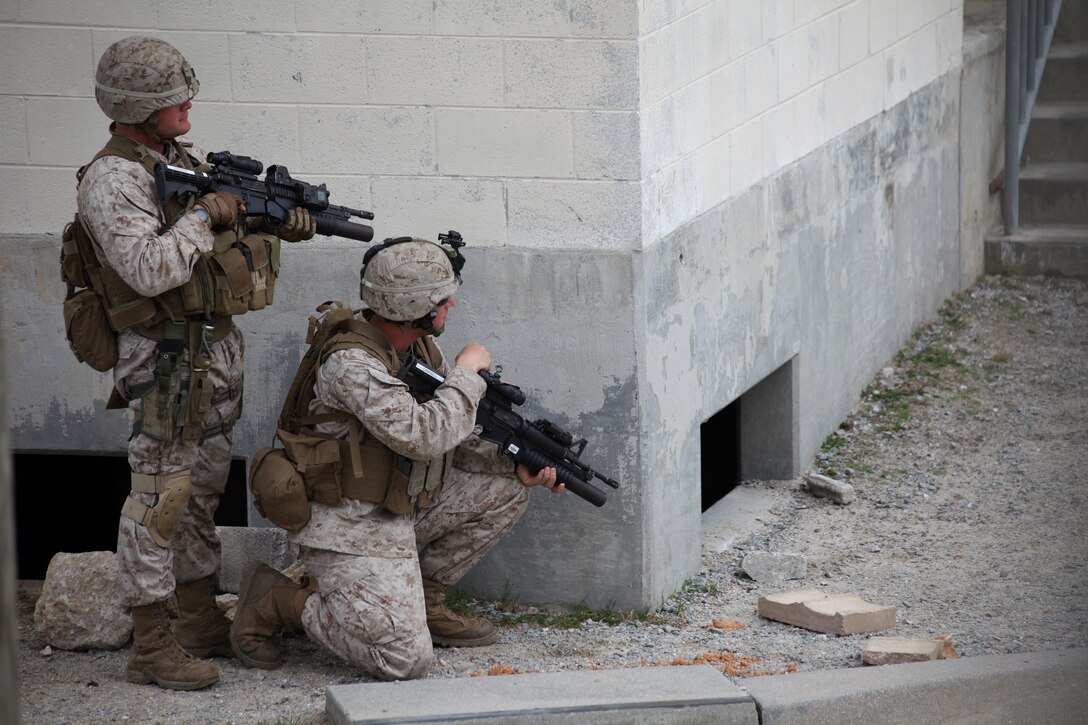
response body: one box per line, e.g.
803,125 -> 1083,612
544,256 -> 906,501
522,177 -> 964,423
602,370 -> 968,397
209,234 -> 279,315
279,428 -> 343,505
249,445 -> 311,531
382,453 -> 449,515
63,287 -> 118,372
138,344 -> 185,442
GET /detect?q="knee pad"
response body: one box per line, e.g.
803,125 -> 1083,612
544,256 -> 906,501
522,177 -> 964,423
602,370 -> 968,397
121,471 -> 193,547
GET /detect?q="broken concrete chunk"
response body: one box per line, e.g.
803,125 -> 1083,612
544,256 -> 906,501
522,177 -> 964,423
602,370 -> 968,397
758,588 -> 896,635
34,551 -> 131,651
862,637 -> 943,665
741,551 -> 807,583
803,472 -> 856,504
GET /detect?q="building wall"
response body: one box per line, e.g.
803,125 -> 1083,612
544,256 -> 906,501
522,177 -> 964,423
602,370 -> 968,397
0,2 -> 1001,609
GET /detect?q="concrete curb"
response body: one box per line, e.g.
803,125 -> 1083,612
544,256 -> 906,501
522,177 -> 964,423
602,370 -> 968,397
324,648 -> 1088,724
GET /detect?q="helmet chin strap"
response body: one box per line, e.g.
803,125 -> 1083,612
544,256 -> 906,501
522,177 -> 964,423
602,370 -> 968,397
410,309 -> 443,337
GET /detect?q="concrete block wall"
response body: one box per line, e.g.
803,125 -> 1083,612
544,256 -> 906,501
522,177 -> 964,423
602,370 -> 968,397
640,0 -> 965,242
1,2 -> 999,609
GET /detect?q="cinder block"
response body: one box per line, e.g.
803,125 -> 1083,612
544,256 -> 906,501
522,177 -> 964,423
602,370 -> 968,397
300,107 -> 434,175
794,0 -> 848,27
824,57 -> 884,140
573,111 -> 640,180
434,0 -> 637,38
297,0 -> 434,34
730,119 -> 765,196
870,0 -> 898,53
936,10 -> 965,73
0,0 -> 15,21
809,13 -> 842,85
19,0 -> 155,26
507,179 -> 639,249
229,34 -> 368,104
729,0 -> 766,60
759,588 -> 897,635
838,0 -> 871,69
693,134 -> 731,214
27,98 -> 106,167
0,168 -> 75,234
216,525 -> 291,594
193,103 -> 300,168
0,96 -> 27,165
370,177 -> 507,247
897,0 -> 928,36
744,44 -> 779,118
436,108 -> 573,178
776,31 -> 810,101
365,36 -> 503,107
157,0 -> 294,32
0,27 -> 90,96
504,39 -> 637,110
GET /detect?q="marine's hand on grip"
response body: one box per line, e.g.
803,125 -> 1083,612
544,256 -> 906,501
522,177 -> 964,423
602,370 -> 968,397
194,191 -> 244,228
455,342 -> 491,373
275,207 -> 316,243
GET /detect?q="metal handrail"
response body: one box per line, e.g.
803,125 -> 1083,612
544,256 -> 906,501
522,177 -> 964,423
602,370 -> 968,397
1003,0 -> 1063,234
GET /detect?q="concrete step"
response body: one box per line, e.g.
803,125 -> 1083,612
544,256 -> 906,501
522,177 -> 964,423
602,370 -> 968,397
1018,162 -> 1088,224
1039,43 -> 1088,103
1026,103 -> 1088,163
985,224 -> 1088,277
1055,0 -> 1088,43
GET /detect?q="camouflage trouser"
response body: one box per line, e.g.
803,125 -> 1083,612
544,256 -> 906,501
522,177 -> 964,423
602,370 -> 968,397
113,326 -> 244,608
298,468 -> 529,680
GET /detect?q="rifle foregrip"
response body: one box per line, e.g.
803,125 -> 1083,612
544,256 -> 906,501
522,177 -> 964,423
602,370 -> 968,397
507,444 -> 607,507
313,213 -> 374,242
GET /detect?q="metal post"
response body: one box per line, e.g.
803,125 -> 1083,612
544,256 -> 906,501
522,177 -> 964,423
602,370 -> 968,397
1005,0 -> 1023,234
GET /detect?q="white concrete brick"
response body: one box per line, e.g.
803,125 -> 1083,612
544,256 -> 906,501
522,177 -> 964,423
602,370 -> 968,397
88,31 -> 234,104
369,177 -> 507,248
729,118 -> 765,196
508,180 -> 640,250
641,1 -> 729,107
838,0 -> 871,69
640,0 -> 718,36
573,111 -> 640,180
643,157 -> 698,241
693,134 -> 730,214
776,31 -> 809,100
795,0 -> 850,27
935,9 -> 964,73
766,0 -> 796,40
436,109 -> 572,178
0,27 -> 91,96
296,0 -> 434,34
436,0 -> 637,38
191,103 -> 299,169
229,33 -> 368,104
26,98 -> 102,167
300,107 -> 434,175
504,39 -> 637,110
0,167 -> 72,233
365,36 -> 503,107
924,0 -> 955,24
869,0 -> 897,52
318,175 -> 371,223
0,96 -> 27,165
766,86 -> 825,171
744,43 -> 779,118
824,55 -> 884,138
728,0 -> 764,60
885,23 -> 938,107
810,13 -> 842,83
896,0 -> 926,37
0,0 -> 15,21
157,0 -> 296,32
19,0 -> 156,26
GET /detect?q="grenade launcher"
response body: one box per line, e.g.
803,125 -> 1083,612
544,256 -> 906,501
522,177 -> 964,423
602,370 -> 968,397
154,151 -> 374,242
396,357 -> 620,507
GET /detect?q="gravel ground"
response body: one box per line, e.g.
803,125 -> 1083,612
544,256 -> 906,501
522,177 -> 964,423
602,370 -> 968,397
17,274 -> 1088,724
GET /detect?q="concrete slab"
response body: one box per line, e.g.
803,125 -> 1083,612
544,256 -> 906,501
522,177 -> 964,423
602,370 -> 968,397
744,648 -> 1088,725
326,665 -> 756,725
702,484 -> 788,555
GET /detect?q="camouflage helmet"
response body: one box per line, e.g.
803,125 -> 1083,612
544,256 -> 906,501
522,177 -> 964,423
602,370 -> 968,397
95,36 -> 199,124
360,238 -> 460,322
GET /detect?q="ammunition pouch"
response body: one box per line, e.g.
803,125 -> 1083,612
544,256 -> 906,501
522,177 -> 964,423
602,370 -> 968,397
208,233 -> 280,314
121,471 -> 192,547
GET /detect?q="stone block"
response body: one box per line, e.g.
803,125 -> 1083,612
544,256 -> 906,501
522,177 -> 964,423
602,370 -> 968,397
34,551 -> 130,651
216,526 -> 292,595
803,471 -> 856,504
862,636 -> 944,665
741,551 -> 807,583
758,588 -> 896,635
436,108 -> 573,178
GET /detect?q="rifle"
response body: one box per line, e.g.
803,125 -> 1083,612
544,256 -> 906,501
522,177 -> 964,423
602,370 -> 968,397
397,356 -> 619,507
154,151 -> 374,242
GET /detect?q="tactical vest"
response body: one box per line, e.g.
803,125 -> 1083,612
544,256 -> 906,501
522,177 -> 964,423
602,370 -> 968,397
249,304 -> 452,528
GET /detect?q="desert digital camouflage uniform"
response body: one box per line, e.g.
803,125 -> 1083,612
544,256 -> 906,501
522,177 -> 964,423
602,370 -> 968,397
78,141 -> 243,606
289,322 -> 529,680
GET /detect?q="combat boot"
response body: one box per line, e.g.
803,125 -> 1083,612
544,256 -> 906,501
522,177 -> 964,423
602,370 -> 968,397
422,578 -> 499,647
230,562 -> 316,670
126,599 -> 219,690
174,574 -> 234,658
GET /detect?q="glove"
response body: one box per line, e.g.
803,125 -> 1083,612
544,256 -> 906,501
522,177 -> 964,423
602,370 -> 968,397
276,207 -> 317,243
194,192 -> 244,228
